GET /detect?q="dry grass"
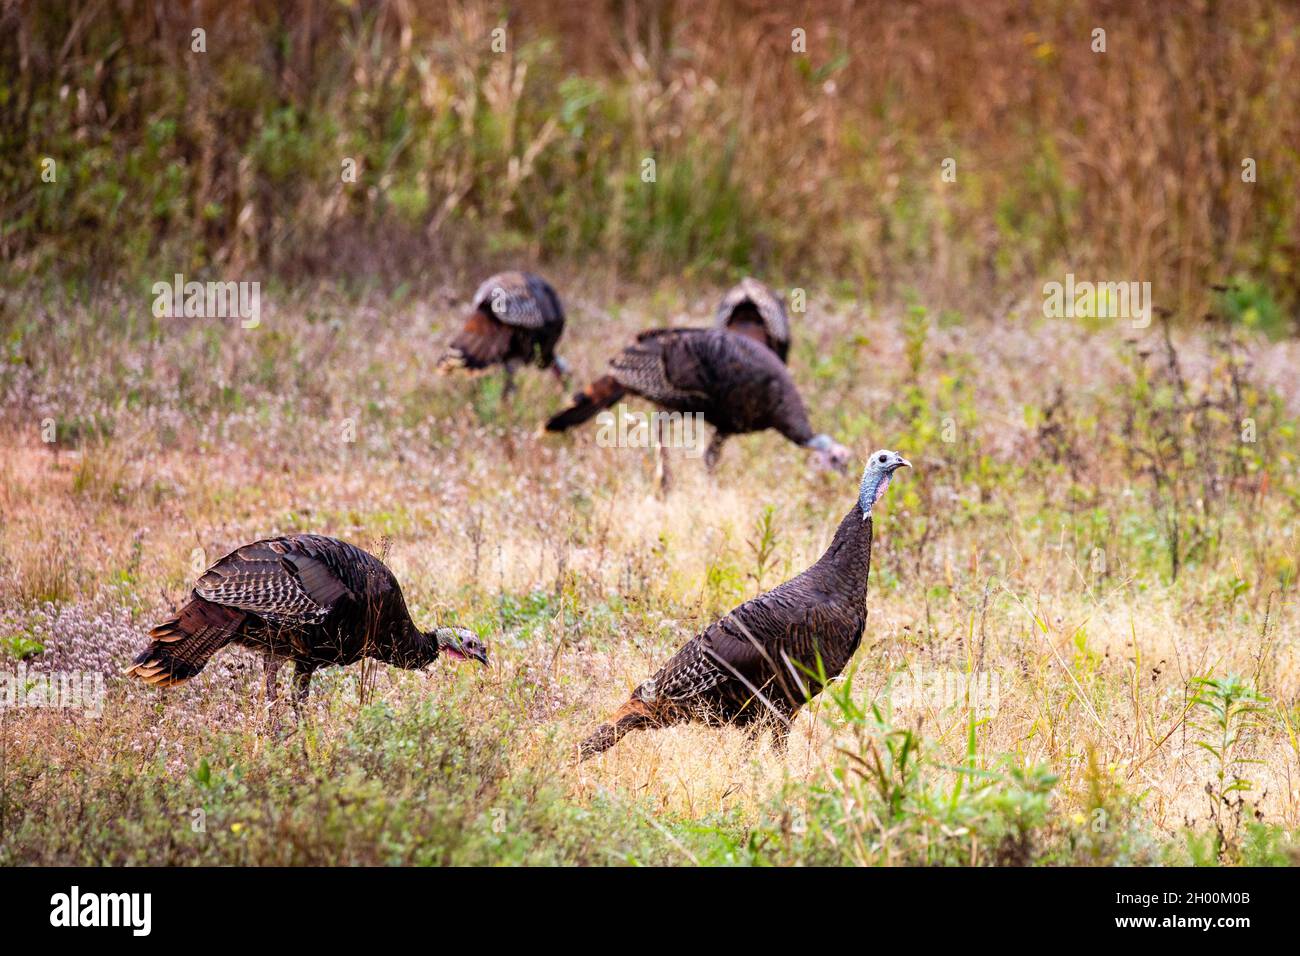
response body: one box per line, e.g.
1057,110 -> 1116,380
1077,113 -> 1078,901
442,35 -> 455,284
6,1 -> 1298,318
1,275 -> 1297,864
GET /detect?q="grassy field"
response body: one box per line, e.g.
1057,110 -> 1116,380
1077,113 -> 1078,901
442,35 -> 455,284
2,275 -> 1298,865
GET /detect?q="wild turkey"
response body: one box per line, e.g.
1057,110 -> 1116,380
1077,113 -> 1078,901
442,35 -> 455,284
436,271 -> 569,396
544,327 -> 849,488
715,277 -> 790,362
126,534 -> 488,707
578,449 -> 911,759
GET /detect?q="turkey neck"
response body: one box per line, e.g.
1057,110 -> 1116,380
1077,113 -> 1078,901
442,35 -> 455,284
375,619 -> 438,668
773,385 -> 815,447
811,507 -> 875,603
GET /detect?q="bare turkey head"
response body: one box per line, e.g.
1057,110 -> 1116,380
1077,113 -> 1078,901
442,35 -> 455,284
435,627 -> 490,666
807,434 -> 853,474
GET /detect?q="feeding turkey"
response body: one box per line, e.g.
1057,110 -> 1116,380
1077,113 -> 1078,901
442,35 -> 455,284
544,327 -> 850,490
126,534 -> 488,708
715,277 -> 791,362
436,270 -> 570,396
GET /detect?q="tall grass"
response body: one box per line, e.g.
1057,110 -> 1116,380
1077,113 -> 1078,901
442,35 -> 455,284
3,0 -> 1298,321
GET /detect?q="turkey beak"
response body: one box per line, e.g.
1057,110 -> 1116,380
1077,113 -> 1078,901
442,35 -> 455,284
470,645 -> 490,667
897,456 -> 912,470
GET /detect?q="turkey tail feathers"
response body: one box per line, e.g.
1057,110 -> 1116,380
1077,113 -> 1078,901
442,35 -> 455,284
124,599 -> 244,687
577,698 -> 657,760
437,311 -> 512,373
545,375 -> 626,432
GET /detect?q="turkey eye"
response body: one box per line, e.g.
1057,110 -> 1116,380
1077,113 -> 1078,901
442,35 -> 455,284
878,454 -> 887,463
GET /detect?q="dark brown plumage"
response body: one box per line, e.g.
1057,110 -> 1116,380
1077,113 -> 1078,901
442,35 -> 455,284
126,534 -> 487,706
437,271 -> 569,394
578,450 -> 911,759
715,278 -> 790,362
544,327 -> 849,479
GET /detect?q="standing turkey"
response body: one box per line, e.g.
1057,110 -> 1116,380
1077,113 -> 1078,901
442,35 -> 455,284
544,327 -> 850,489
578,449 -> 911,759
715,277 -> 791,362
436,271 -> 570,396
126,534 -> 488,707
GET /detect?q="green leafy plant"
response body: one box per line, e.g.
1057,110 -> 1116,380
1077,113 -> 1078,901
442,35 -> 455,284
768,670 -> 1063,865
1,634 -> 45,661
1189,673 -> 1270,862
746,505 -> 782,594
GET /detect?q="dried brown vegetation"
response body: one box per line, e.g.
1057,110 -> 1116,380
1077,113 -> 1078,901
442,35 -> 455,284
3,1 -> 1297,321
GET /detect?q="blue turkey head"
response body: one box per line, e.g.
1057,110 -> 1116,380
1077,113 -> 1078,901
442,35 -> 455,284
858,449 -> 911,517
